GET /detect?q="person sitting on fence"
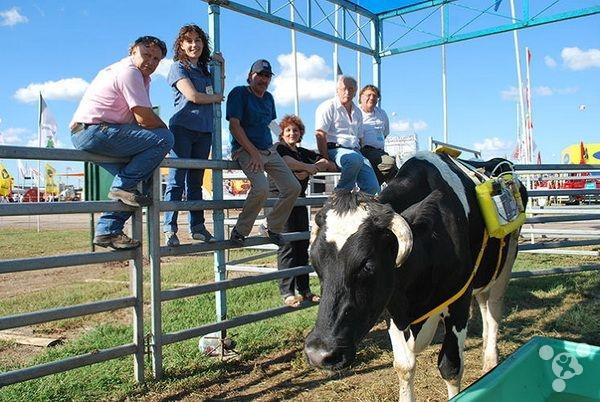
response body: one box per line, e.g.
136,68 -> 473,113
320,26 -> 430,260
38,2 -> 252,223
269,115 -> 336,307
225,59 -> 301,246
163,24 -> 225,247
314,75 -> 380,195
70,35 -> 174,250
358,84 -> 398,184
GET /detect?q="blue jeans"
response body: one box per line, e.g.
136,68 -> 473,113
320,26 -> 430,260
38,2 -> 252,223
71,123 -> 174,235
328,147 -> 380,195
163,125 -> 212,234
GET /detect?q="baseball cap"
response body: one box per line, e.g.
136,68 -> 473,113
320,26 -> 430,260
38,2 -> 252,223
249,59 -> 274,76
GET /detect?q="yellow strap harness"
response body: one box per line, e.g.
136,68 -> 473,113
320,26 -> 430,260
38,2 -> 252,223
408,148 -> 510,326
411,230 -> 490,325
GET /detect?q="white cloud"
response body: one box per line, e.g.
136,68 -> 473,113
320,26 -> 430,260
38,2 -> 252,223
501,85 -> 578,101
0,7 -> 28,26
271,52 -> 335,106
544,56 -> 557,68
390,119 -> 428,132
0,127 -> 28,145
152,58 -> 173,79
14,78 -> 89,103
561,47 -> 600,71
501,86 -> 519,101
412,120 -> 428,131
473,137 -> 513,159
535,86 -> 553,96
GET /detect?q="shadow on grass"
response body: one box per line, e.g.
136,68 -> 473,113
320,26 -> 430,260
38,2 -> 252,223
151,345 -> 390,402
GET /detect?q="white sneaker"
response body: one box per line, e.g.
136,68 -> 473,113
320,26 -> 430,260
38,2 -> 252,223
165,232 -> 180,247
258,222 -> 268,236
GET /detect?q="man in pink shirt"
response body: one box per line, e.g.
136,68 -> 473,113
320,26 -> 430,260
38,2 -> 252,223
70,36 -> 174,249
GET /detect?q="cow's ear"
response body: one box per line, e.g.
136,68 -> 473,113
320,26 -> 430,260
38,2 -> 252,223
389,213 -> 413,267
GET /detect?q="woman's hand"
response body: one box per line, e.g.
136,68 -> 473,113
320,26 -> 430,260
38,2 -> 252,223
212,52 -> 225,65
295,171 -> 309,180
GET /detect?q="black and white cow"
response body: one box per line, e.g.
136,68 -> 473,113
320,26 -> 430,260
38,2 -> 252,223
304,151 -> 527,401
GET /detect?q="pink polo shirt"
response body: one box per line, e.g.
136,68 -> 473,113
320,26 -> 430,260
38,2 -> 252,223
71,57 -> 152,125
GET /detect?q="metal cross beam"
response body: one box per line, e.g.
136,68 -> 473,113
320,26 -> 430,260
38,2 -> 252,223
203,0 -> 377,55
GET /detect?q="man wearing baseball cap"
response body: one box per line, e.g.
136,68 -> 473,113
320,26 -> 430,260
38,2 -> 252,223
225,59 -> 300,246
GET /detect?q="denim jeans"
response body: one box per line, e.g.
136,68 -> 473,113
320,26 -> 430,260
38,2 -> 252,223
163,125 -> 212,234
328,147 -> 380,195
71,123 -> 174,235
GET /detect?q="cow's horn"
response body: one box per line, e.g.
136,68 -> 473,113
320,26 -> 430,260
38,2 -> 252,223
389,213 -> 413,267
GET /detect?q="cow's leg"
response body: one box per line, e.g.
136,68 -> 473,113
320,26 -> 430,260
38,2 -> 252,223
389,319 -> 416,402
438,297 -> 470,400
481,232 -> 519,372
389,316 -> 440,402
475,291 -> 490,356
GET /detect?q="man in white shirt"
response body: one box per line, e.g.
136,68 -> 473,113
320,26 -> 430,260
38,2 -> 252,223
315,76 -> 379,195
359,85 -> 398,184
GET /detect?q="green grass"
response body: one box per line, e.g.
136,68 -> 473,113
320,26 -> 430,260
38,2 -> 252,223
0,229 -> 598,401
0,228 -> 91,259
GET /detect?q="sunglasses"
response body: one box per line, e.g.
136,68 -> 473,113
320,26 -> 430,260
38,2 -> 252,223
134,36 -> 167,56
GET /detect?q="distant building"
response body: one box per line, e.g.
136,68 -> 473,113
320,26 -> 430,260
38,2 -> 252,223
385,134 -> 419,166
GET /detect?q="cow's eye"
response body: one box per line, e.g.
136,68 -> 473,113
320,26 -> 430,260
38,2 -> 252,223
360,261 -> 375,276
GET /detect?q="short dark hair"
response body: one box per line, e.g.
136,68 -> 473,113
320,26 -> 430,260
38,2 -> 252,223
130,36 -> 167,57
279,115 -> 306,142
359,85 -> 381,103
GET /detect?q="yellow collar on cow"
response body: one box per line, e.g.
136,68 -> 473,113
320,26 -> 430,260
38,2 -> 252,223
410,229 -> 490,325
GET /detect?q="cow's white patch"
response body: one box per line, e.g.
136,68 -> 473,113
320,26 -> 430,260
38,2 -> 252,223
324,207 -> 369,251
415,151 -> 470,216
414,313 -> 440,353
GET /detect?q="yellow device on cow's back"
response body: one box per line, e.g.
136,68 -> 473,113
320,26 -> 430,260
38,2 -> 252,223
476,173 -> 526,238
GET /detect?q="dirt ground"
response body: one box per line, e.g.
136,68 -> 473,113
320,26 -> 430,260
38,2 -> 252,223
1,213 -> 598,401
134,323 -> 515,402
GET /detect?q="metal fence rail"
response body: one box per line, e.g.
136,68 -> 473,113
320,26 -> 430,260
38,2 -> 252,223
0,145 -> 147,386
2,141 -> 600,389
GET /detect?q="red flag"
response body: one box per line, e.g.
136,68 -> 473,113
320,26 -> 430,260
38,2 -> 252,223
527,48 -> 532,64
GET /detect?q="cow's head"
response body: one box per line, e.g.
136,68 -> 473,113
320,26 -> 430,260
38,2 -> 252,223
304,190 -> 412,370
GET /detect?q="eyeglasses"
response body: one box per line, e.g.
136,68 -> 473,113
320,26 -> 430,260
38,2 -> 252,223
134,36 -> 167,56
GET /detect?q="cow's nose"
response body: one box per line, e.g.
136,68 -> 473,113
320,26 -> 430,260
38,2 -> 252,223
304,343 -> 334,368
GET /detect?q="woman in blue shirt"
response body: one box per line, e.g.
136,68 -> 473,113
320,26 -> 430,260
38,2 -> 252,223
163,24 -> 225,246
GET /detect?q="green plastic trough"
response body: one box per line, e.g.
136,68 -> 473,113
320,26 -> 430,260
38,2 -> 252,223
451,337 -> 599,402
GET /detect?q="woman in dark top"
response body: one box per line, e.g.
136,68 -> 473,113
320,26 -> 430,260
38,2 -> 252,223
163,24 -> 225,247
271,115 -> 336,307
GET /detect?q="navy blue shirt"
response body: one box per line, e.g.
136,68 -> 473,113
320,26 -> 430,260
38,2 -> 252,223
168,61 -> 214,133
226,86 -> 276,152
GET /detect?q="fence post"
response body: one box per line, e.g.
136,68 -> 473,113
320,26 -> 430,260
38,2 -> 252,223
209,2 -> 228,338
148,168 -> 163,379
131,188 -> 145,382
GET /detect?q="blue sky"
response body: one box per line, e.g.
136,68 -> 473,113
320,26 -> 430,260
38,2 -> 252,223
0,1 -> 598,184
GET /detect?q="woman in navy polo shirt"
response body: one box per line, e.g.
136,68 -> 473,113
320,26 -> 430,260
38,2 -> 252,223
163,24 -> 225,247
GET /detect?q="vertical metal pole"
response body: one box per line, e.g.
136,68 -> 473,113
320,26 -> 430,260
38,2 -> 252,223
209,3 -> 228,334
441,5 -> 449,143
510,0 -> 527,164
291,0 -> 300,116
131,188 -> 144,383
525,46 -> 533,165
371,16 -> 381,90
149,168 -> 163,379
356,14 -> 361,91
334,5 -> 339,83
